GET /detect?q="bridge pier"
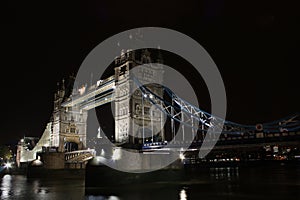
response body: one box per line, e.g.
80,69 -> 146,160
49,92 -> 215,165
65,162 -> 85,169
85,157 -> 186,187
38,152 -> 65,169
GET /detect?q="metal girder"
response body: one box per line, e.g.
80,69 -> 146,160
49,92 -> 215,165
133,77 -> 300,135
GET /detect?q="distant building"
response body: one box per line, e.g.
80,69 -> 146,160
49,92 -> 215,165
16,137 -> 39,168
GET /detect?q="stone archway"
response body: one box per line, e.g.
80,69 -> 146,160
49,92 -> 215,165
64,142 -> 78,152
60,134 -> 83,152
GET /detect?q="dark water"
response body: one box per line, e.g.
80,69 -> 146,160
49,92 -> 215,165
1,164 -> 300,200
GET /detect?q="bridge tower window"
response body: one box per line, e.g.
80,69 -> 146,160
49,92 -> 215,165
70,127 -> 76,133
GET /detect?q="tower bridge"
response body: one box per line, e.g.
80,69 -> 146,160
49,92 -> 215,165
18,49 -> 300,169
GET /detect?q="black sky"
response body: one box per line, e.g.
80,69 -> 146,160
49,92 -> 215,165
1,0 -> 300,145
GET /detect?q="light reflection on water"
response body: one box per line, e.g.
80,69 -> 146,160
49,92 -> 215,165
1,174 -> 85,200
1,174 -> 12,199
1,165 -> 300,200
179,189 -> 187,200
86,196 -> 120,200
209,167 -> 239,181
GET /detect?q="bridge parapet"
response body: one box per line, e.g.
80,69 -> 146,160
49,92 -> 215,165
65,149 -> 96,163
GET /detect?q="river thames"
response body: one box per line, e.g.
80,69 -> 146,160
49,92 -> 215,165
1,164 -> 300,200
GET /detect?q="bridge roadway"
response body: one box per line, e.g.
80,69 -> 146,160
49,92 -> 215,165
34,129 -> 297,167
77,131 -> 300,162
142,131 -> 300,151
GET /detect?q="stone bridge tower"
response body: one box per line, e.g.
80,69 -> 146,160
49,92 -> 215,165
51,77 -> 88,152
114,49 -> 165,145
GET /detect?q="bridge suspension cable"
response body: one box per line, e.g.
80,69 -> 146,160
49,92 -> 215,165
132,76 -> 300,135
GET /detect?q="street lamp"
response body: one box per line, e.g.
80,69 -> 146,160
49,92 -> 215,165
4,162 -> 12,169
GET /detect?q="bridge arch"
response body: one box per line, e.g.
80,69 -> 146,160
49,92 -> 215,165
63,136 -> 82,152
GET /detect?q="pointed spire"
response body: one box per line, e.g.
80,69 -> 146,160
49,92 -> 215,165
62,78 -> 65,90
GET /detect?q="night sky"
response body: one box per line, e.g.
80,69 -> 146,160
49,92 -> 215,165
1,1 -> 300,145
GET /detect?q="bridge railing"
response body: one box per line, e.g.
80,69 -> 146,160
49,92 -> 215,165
65,149 -> 96,163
